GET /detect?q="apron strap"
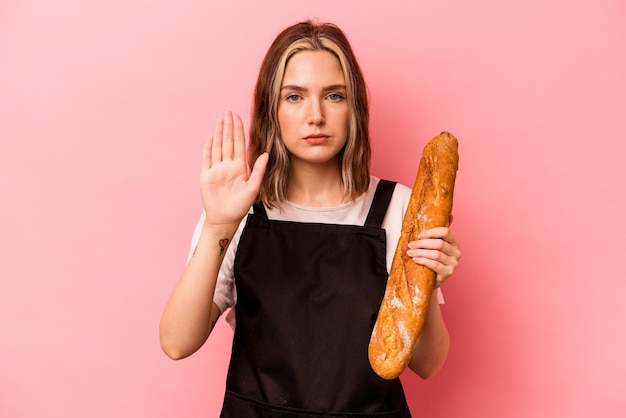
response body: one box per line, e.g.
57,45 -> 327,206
252,201 -> 268,218
364,179 -> 397,228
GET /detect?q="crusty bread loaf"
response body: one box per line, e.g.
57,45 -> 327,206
368,132 -> 459,380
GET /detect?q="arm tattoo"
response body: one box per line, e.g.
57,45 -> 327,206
218,238 -> 229,256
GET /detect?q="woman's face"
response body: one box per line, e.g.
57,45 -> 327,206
277,50 -> 349,167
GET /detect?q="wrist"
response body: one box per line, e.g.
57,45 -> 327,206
190,222 -> 240,259
201,221 -> 240,237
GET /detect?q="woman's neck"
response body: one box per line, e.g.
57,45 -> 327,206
287,160 -> 347,207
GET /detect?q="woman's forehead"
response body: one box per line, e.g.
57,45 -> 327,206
282,50 -> 344,87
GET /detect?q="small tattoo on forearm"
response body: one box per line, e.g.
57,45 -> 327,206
218,238 -> 229,256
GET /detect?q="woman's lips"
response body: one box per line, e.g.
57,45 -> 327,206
304,134 -> 330,145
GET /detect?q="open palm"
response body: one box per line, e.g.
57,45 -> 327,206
200,110 -> 268,226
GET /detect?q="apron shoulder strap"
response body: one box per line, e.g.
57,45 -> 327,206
252,201 -> 268,218
364,179 -> 397,228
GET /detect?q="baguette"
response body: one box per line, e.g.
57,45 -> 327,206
368,132 -> 459,380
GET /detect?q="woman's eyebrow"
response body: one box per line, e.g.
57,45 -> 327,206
281,85 -> 307,92
322,84 -> 346,92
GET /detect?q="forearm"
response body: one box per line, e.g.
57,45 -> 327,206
407,289 -> 450,379
159,222 -> 237,359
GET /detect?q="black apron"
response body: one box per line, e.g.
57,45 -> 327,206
220,180 -> 411,417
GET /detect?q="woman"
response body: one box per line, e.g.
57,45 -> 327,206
160,21 -> 461,417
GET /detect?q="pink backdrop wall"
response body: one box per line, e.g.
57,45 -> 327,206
1,0 -> 625,417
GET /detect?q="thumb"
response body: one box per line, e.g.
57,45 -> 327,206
248,152 -> 269,189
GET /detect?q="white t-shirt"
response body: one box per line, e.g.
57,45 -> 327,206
187,176 -> 443,328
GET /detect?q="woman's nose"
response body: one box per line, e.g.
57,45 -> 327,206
307,101 -> 325,125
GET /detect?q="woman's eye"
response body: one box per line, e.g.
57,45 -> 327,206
327,93 -> 345,101
285,94 -> 301,102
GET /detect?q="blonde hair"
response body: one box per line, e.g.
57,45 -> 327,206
249,21 -> 371,208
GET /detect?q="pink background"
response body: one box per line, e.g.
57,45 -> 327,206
1,0 -> 625,417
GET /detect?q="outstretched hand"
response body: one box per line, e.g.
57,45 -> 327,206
200,110 -> 268,227
407,227 -> 461,288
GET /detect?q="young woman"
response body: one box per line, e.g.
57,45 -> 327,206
160,21 -> 461,417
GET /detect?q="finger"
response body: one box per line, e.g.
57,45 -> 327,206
410,256 -> 455,287
222,109 -> 234,160
442,229 -> 459,246
418,228 -> 460,249
247,152 -> 269,190
417,226 -> 449,240
211,116 -> 224,165
411,256 -> 446,277
408,248 -> 447,264
409,239 -> 461,262
408,237 -> 446,252
201,133 -> 214,170
232,112 -> 246,162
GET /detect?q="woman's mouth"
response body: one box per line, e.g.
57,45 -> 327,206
304,134 -> 330,145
